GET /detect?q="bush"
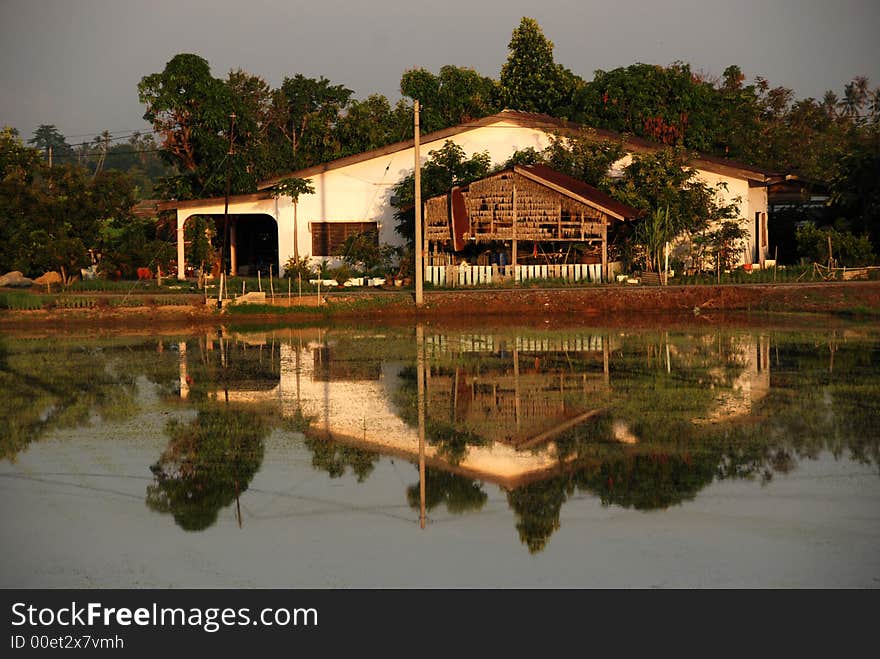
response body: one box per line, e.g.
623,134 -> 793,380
796,224 -> 875,267
282,255 -> 313,280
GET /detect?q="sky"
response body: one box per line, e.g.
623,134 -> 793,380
1,0 -> 878,144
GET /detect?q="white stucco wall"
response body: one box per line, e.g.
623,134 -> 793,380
286,121 -> 554,272
175,120 -> 769,276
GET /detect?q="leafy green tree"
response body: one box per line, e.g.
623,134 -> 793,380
0,129 -> 141,278
391,141 -> 491,244
499,17 -> 583,116
828,133 -> 880,249
268,74 -> 353,171
138,54 -> 239,199
610,147 -> 740,269
542,133 -> 627,188
795,224 -> 875,267
573,62 -> 732,152
336,94 -> 412,155
401,65 -> 499,133
28,124 -> 74,161
97,215 -> 175,279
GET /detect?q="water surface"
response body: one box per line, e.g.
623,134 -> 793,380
1,323 -> 878,587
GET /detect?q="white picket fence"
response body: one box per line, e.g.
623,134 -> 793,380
425,263 -> 617,287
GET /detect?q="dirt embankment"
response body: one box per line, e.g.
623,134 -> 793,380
1,281 -> 879,330
418,281 -> 880,318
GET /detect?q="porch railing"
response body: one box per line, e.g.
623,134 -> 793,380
424,263 -> 619,287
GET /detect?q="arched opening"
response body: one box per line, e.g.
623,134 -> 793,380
227,214 -> 278,277
179,213 -> 278,278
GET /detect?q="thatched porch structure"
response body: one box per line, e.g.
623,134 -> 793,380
424,164 -> 639,283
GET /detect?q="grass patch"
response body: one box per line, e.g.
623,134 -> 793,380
0,291 -> 46,310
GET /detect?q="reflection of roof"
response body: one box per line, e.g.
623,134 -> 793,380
427,369 -> 609,448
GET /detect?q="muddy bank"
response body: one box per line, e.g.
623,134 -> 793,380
1,281 -> 879,331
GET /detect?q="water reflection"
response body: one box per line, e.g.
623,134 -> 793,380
1,325 -> 878,555
146,407 -> 268,531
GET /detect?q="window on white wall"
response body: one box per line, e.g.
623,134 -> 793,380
311,221 -> 378,257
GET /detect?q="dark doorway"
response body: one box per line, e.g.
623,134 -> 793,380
225,215 -> 278,276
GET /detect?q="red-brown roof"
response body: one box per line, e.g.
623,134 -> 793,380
515,164 -> 640,220
257,110 -> 780,190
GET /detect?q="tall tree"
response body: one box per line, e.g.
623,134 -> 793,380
268,74 -> 353,171
138,54 -> 236,199
28,124 -> 74,162
400,65 -> 499,133
335,94 -> 411,157
498,17 -> 582,116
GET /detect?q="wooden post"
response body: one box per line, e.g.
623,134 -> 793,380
512,180 -> 518,284
258,270 -> 262,292
774,246 -> 778,283
269,264 -> 275,303
288,276 -> 291,307
601,221 -> 608,283
414,100 -> 424,307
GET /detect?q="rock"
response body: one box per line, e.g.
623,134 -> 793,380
34,271 -> 63,286
232,291 -> 267,305
0,271 -> 35,288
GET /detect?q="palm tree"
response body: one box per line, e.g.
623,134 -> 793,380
838,76 -> 869,121
92,130 -> 112,175
821,90 -> 839,118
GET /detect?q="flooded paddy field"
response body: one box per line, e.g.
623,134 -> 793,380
1,319 -> 878,587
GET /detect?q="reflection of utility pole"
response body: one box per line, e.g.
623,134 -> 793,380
513,345 -> 521,432
178,342 -> 189,399
417,323 -> 427,529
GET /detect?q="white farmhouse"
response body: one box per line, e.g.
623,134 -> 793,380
161,110 -> 780,280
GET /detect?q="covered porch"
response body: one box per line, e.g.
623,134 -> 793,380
423,164 -> 639,285
158,192 -> 283,280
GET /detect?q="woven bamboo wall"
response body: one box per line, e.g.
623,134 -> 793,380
423,170 -> 610,247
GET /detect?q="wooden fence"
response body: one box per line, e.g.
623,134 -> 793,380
425,263 -> 620,287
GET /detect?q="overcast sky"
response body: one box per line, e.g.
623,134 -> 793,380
1,0 -> 878,143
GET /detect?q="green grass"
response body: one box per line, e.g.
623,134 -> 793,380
0,291 -> 46,310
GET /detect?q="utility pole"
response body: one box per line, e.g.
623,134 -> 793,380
48,145 -> 52,168
219,112 -> 236,308
414,100 -> 424,307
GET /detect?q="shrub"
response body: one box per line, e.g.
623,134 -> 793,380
796,224 -> 875,267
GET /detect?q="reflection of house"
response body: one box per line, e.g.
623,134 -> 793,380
159,111 -> 781,279
181,330 -> 773,485
181,330 -> 618,488
423,332 -> 612,448
693,335 -> 771,424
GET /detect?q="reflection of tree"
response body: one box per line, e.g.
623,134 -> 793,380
406,469 -> 488,514
304,437 -> 378,482
0,338 -> 181,461
393,365 -> 487,465
574,453 -> 719,510
507,477 -> 571,554
146,407 -> 267,531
